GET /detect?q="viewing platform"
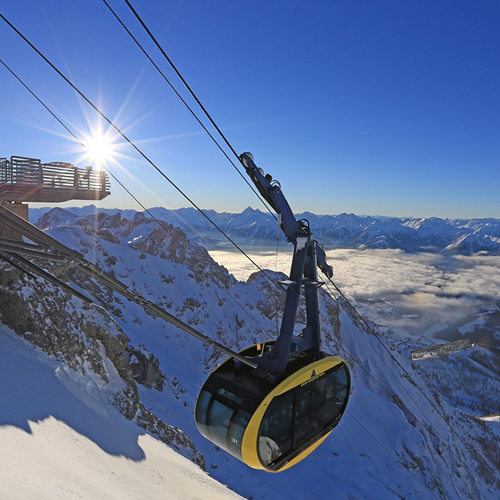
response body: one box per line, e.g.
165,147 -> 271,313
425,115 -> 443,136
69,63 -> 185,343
0,156 -> 110,203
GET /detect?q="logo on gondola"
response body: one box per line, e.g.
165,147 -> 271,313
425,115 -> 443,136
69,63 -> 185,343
301,368 -> 324,387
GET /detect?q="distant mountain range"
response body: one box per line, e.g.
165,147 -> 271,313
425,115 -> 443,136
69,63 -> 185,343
30,205 -> 500,255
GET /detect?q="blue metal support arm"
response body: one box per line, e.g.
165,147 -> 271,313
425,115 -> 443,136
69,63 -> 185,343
240,152 -> 332,278
240,152 -> 333,373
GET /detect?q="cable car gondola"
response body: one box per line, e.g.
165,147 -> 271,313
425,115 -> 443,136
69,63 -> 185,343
195,154 -> 351,472
196,343 -> 349,472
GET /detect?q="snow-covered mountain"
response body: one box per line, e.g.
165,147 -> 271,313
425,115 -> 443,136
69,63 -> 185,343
2,207 -> 500,499
30,205 -> 500,255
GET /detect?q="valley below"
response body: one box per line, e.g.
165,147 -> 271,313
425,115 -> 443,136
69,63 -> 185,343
211,246 -> 500,419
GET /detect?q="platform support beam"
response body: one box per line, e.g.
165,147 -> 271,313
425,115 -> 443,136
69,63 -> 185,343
0,201 -> 28,240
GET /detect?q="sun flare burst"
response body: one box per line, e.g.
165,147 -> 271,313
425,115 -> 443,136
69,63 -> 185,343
83,131 -> 117,166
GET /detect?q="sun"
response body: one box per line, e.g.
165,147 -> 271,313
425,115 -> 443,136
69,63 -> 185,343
83,131 -> 117,166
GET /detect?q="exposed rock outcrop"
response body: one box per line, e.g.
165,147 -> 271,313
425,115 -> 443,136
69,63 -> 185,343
126,343 -> 165,390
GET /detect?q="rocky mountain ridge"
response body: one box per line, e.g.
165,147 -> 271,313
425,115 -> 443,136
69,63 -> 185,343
31,205 -> 500,255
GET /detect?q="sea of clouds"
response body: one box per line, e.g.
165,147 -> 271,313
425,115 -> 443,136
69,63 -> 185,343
210,248 -> 500,339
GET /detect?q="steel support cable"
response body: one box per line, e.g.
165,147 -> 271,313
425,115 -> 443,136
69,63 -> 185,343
322,327 -> 399,402
315,283 -> 431,415
0,252 -> 38,280
317,281 -> 492,493
124,0 -> 238,158
321,278 -> 436,419
321,276 -> 485,492
0,251 -> 93,304
102,0 -> 277,221
0,237 -> 62,259
0,57 -> 270,337
104,3 -> 288,343
326,273 -> 459,413
317,281 -> 435,423
287,276 -> 471,498
322,284 -> 498,491
323,273 -> 499,487
117,0 -> 277,221
0,17 -> 286,304
320,280 -> 446,427
78,267 -> 253,369
0,242 -> 66,262
0,14 -> 273,278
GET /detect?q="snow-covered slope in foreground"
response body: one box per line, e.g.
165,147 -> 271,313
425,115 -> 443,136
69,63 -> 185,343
0,325 -> 242,500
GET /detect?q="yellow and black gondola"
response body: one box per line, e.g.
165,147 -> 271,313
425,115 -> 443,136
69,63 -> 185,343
196,154 -> 351,471
196,343 -> 350,472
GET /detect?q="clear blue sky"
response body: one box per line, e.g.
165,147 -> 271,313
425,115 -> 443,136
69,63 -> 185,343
1,1 -> 499,218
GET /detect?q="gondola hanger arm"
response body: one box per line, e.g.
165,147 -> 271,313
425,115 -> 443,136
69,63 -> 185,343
239,153 -> 333,278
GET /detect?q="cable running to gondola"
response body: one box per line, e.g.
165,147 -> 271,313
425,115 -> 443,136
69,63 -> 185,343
102,0 -> 277,220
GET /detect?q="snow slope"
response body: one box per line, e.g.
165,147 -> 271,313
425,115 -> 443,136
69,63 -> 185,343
0,325 -> 242,500
2,208 -> 499,499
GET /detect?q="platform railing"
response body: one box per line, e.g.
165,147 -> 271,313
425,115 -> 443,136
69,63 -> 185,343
0,158 -> 11,183
0,156 -> 110,192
